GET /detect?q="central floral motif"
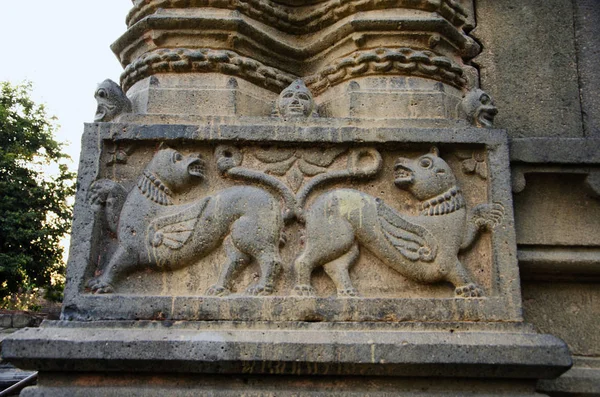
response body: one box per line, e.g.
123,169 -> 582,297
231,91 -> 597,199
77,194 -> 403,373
254,147 -> 347,191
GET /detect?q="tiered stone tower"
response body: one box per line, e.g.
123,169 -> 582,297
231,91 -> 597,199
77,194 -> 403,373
7,0 -> 600,395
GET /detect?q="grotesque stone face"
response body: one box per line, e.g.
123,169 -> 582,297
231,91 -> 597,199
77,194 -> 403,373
94,79 -> 133,122
461,89 -> 498,128
277,80 -> 316,118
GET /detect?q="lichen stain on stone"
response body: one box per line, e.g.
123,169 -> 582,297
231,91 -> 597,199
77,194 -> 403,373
333,189 -> 367,227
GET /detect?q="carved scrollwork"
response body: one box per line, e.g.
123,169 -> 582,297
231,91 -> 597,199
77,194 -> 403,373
217,145 -> 382,222
253,146 -> 347,191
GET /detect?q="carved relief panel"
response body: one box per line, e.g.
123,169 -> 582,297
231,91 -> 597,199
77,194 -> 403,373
63,122 -> 519,323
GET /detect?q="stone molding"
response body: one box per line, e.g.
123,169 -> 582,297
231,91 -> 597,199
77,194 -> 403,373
121,48 -> 296,93
112,4 -> 477,98
3,321 -> 571,379
307,47 -> 467,95
126,0 -> 469,31
518,246 -> 600,282
120,47 -> 467,94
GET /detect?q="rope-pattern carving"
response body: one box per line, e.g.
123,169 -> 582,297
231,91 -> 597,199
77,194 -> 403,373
120,48 -> 297,92
120,47 -> 466,94
306,48 -> 467,94
126,0 -> 468,33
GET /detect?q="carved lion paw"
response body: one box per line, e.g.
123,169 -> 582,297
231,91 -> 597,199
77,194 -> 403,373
87,278 -> 114,294
455,283 -> 484,298
472,203 -> 505,229
246,284 -> 274,296
293,284 -> 317,297
337,288 -> 359,297
206,285 -> 231,296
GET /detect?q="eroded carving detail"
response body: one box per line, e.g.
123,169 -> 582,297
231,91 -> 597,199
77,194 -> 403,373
87,147 -> 284,296
106,143 -> 134,166
219,145 -> 381,221
456,150 -> 488,179
275,80 -> 318,118
293,147 -> 504,297
215,145 -> 297,223
254,146 -> 345,192
307,48 -> 467,95
121,48 -> 297,92
127,0 -> 469,31
94,79 -> 132,122
460,89 -> 498,128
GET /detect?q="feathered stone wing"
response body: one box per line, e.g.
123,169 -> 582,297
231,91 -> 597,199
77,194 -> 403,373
376,200 -> 438,262
147,197 -> 211,250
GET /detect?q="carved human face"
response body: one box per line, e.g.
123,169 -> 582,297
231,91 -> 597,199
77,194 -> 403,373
278,81 -> 315,118
462,89 -> 498,128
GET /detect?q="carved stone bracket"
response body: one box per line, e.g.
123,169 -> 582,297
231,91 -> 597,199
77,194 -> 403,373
512,165 -> 600,199
510,138 -> 600,199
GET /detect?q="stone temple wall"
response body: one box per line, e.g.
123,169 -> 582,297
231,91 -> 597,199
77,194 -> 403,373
2,0 -> 599,395
474,1 -> 600,394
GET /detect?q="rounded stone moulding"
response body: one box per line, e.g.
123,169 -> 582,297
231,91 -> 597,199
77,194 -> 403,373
114,0 -> 481,119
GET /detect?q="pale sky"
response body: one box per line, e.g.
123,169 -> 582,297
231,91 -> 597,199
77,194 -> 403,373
0,1 -> 133,170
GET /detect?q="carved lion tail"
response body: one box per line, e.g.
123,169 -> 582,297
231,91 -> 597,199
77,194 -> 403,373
295,148 -> 383,218
215,145 -> 298,223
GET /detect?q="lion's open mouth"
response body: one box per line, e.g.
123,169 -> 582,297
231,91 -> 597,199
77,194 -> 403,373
187,159 -> 205,177
477,107 -> 498,128
394,163 -> 414,186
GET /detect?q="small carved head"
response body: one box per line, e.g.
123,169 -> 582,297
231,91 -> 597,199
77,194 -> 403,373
461,89 -> 498,128
393,147 -> 457,201
94,79 -> 133,122
146,146 -> 206,191
277,80 -> 318,118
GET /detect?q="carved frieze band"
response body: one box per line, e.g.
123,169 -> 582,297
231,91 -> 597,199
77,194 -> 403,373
126,0 -> 469,32
121,47 -> 466,94
121,48 -> 297,92
307,48 -> 467,94
88,144 -> 504,299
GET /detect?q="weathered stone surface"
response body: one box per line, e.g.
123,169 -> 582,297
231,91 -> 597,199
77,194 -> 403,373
473,0 -> 583,137
21,373 -> 548,397
573,0 -> 600,137
7,1 -> 598,394
3,321 -> 571,379
513,173 -> 600,246
518,246 -> 600,282
94,79 -> 132,122
522,282 -> 600,357
55,123 -> 522,323
538,357 -> 600,396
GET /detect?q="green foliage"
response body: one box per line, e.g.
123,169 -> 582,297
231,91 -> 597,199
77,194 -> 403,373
0,81 -> 76,306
